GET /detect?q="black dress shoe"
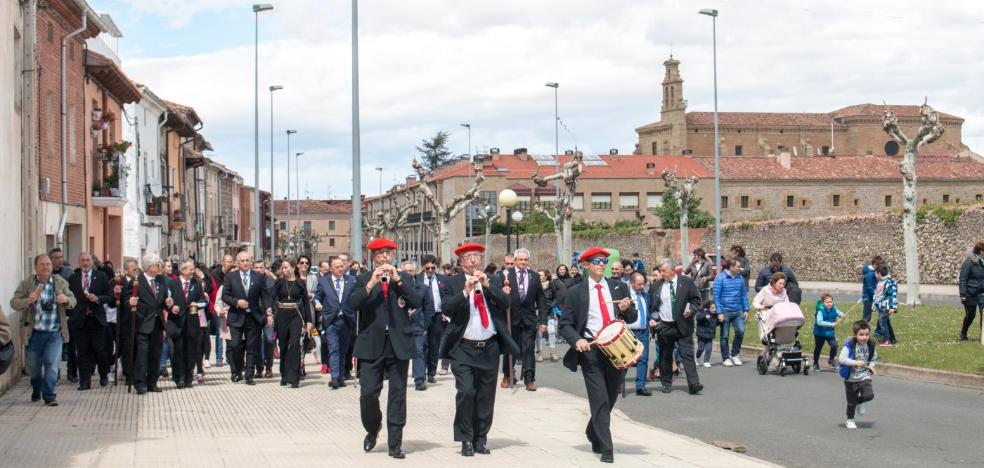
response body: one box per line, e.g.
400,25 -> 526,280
78,383 -> 91,391
291,382 -> 299,389
339,380 -> 347,388
329,380 -> 340,390
600,451 -> 614,463
245,379 -> 255,386
31,389 -> 41,402
688,383 -> 704,395
149,386 -> 163,393
415,383 -> 427,391
99,376 -> 108,387
636,389 -> 652,396
661,385 -> 672,394
175,381 -> 186,389
427,376 -> 437,384
280,381 -> 288,386
474,444 -> 491,455
388,446 -> 406,459
68,376 -> 79,384
135,386 -> 147,395
364,432 -> 378,452
461,441 -> 475,457
231,374 -> 241,383
44,400 -> 58,407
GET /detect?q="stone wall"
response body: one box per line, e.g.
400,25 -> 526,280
473,231 -> 665,269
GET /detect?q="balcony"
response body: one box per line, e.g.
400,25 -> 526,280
146,196 -> 165,217
91,152 -> 128,208
171,209 -> 187,228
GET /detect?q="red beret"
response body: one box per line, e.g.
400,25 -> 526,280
578,247 -> 610,262
454,243 -> 485,256
367,237 -> 397,251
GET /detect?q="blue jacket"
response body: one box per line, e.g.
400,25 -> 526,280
406,275 -> 434,333
861,264 -> 878,301
838,338 -> 876,380
713,271 -> 749,313
754,265 -> 799,292
813,301 -> 844,338
696,306 -> 717,340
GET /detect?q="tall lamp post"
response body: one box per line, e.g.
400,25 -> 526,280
295,152 -> 305,230
699,7 -> 722,274
268,84 -> 282,258
252,3 -> 273,260
511,210 -> 524,249
460,123 -> 471,237
498,189 -> 517,254
350,0 -> 363,264
545,82 -> 562,262
285,129 -> 296,235
375,167 -> 383,195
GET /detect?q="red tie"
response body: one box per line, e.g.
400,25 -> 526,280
596,283 -> 612,326
473,291 -> 490,328
381,281 -> 389,300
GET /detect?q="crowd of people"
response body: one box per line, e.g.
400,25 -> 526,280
2,238 -> 982,462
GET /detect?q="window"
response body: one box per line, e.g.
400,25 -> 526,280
303,221 -> 311,233
329,238 -> 335,247
756,199 -> 763,208
786,195 -> 795,208
740,195 -> 749,209
977,194 -> 983,202
646,193 -> 663,209
721,196 -> 729,209
801,199 -> 808,208
854,199 -> 859,207
538,194 -> 557,210
329,220 -> 336,230
821,145 -> 830,156
279,221 -> 286,230
47,22 -> 53,43
942,194 -> 950,203
590,193 -> 611,210
572,193 -> 584,210
884,140 -> 900,156
734,145 -> 743,156
516,195 -> 531,211
618,193 -> 639,210
651,142 -> 658,154
832,194 -> 841,207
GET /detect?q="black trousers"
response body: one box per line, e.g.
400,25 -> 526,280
502,322 -> 537,383
961,302 -> 982,337
425,316 -> 446,377
134,321 -> 164,389
579,348 -> 621,453
656,323 -> 700,388
74,315 -> 110,385
197,325 -> 210,374
844,379 -> 874,419
275,308 -> 303,384
359,337 -> 409,450
229,318 -> 261,379
451,340 -> 500,446
171,319 -> 202,385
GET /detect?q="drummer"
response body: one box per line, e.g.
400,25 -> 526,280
557,247 -> 636,464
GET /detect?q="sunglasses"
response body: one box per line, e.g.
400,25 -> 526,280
424,266 -> 436,271
591,258 -> 609,265
298,261 -> 309,265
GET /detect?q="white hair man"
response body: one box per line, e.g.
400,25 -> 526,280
127,253 -> 172,394
500,248 -> 548,391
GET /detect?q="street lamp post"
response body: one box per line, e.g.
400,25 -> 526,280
545,82 -> 561,262
285,129 -> 296,236
699,7 -> 722,275
375,167 -> 383,195
351,0 -> 363,264
268,84 -> 282,259
460,123 -> 471,237
252,3 -> 273,260
295,152 -> 305,230
498,189 -> 517,254
511,210 -> 524,249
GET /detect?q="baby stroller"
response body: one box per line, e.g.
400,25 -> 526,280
756,302 -> 810,376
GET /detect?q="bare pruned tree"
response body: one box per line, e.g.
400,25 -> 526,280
412,159 -> 485,261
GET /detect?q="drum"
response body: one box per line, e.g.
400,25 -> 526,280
593,320 -> 643,369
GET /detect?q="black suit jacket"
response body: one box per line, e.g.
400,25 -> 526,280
439,273 -> 520,359
647,275 -> 702,337
350,270 -> 422,361
67,269 -> 113,328
504,268 -> 549,327
135,274 -> 169,335
167,277 -> 208,337
558,277 -> 637,372
221,269 -> 271,328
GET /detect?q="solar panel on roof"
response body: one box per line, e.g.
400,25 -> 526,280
582,154 -> 607,166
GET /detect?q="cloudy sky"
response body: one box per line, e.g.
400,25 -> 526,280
100,0 -> 984,201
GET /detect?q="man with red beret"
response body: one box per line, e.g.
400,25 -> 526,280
440,242 -> 520,457
558,247 -> 636,464
350,238 -> 421,459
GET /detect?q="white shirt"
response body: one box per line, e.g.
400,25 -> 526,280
629,288 -> 648,329
331,275 -> 345,299
585,277 -> 612,339
462,282 -> 496,340
658,277 -> 675,322
425,274 -> 442,312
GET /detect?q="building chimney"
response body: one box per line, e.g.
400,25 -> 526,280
777,151 -> 792,170
609,148 -> 618,155
609,153 -> 619,161
405,175 -> 417,185
514,148 -> 528,160
490,147 -> 501,160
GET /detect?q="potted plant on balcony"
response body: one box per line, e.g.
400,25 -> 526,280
103,171 -> 118,197
92,181 -> 102,198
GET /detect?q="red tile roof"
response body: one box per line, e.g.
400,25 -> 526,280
833,104 -> 961,122
85,51 -> 141,104
703,155 -> 984,181
273,199 -> 352,215
425,154 -> 712,183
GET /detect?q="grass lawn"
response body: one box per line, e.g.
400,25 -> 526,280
735,300 -> 984,375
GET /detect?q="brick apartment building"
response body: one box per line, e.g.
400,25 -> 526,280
273,199 -> 353,264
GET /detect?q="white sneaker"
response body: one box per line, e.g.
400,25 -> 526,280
845,420 -> 857,429
703,362 -> 712,368
858,403 -> 866,416
204,360 -> 211,369
732,356 -> 743,366
723,358 -> 734,367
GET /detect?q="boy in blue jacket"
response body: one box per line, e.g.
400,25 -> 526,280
838,321 -> 877,429
812,293 -> 845,371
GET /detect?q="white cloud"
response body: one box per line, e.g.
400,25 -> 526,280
118,0 -> 984,200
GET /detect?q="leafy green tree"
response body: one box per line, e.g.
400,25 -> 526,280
656,186 -> 713,229
416,130 -> 453,173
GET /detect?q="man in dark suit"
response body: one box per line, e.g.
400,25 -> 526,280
221,251 -> 271,385
500,248 -> 548,391
558,247 -> 636,464
167,260 -> 207,389
626,271 -> 653,396
128,254 -> 171,395
350,238 -> 421,459
401,261 -> 434,391
648,258 -> 703,395
416,254 -> 447,384
441,243 -> 519,457
313,256 -> 356,389
116,259 -> 140,385
67,252 -> 113,390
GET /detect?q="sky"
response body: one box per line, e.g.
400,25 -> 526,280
98,0 -> 984,201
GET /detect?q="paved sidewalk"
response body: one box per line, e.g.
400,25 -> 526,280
0,361 -> 774,468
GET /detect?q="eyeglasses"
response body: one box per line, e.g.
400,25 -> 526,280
298,261 -> 309,265
591,258 -> 609,265
424,266 -> 436,271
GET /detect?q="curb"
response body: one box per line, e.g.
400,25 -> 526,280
732,344 -> 984,391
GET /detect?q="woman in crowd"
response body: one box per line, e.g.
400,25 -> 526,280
536,269 -> 560,362
270,259 -> 312,388
296,255 -> 319,364
958,241 -> 984,342
554,264 -> 573,288
730,245 -> 751,290
753,272 -> 789,342
685,248 -> 712,301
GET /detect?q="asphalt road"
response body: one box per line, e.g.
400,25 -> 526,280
531,343 -> 984,468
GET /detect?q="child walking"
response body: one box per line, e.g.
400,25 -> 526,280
838,321 -> 877,429
695,301 -> 717,368
872,265 -> 898,347
813,293 -> 845,371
